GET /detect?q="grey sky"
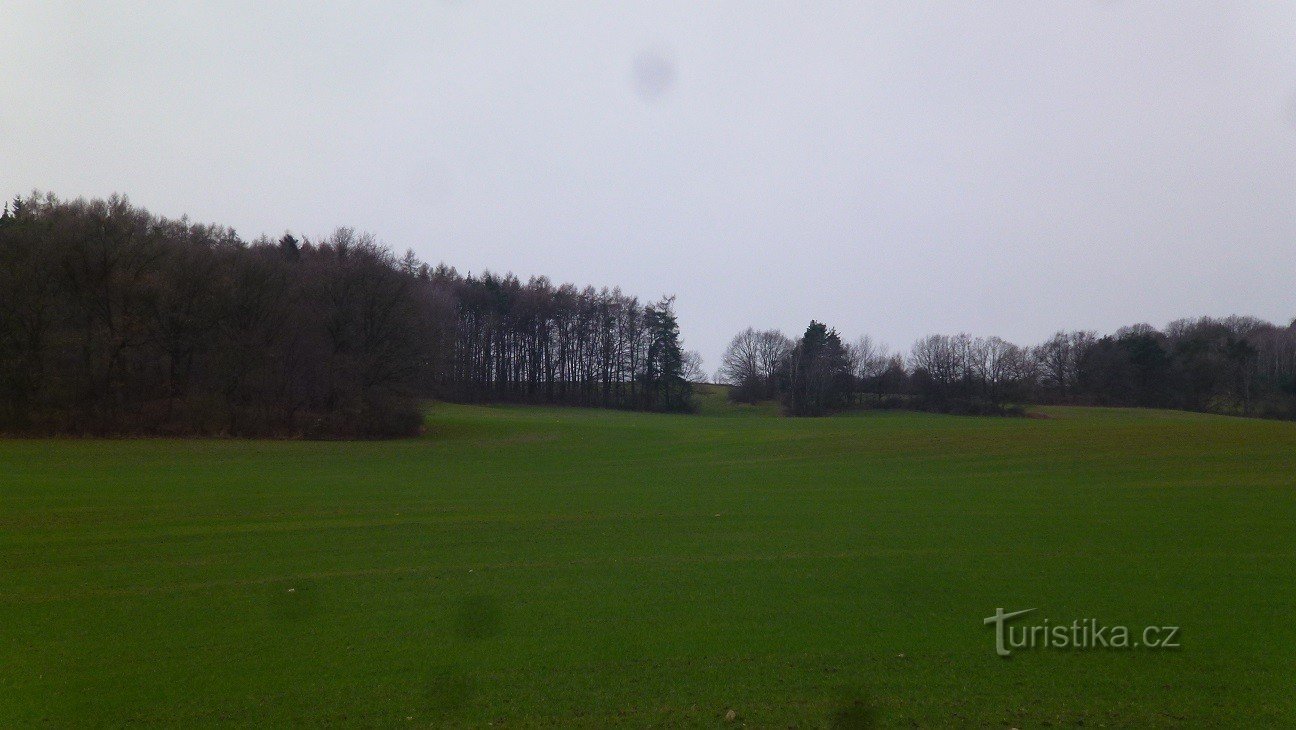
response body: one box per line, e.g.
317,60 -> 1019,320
4,2 -> 1295,368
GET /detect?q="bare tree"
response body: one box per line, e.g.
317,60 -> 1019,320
681,350 -> 706,383
718,327 -> 760,387
1033,330 -> 1093,398
753,329 -> 793,387
970,336 -> 1033,403
719,327 -> 792,402
909,333 -> 966,391
849,335 -> 887,378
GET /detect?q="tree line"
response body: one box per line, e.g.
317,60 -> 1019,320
0,193 -> 691,437
719,316 -> 1296,418
5,192 -> 1290,432
433,270 -> 691,411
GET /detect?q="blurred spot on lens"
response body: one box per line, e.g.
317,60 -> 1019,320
632,50 -> 676,101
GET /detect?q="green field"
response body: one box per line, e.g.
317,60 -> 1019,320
3,390 -> 1296,726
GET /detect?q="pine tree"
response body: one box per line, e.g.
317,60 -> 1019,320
644,296 -> 691,411
278,232 -> 300,259
787,320 -> 851,415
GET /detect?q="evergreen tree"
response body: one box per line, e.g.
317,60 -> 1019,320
786,320 -> 851,415
278,232 -> 300,259
643,296 -> 691,412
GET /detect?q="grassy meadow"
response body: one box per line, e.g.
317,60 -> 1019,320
3,386 -> 1295,726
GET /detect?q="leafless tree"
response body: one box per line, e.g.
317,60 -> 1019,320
718,327 -> 761,387
681,350 -> 706,383
849,335 -> 888,380
718,327 -> 791,401
970,336 -> 1033,402
909,333 -> 967,390
1033,330 -> 1094,399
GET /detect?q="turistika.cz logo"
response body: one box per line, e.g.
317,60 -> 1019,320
984,608 -> 1180,657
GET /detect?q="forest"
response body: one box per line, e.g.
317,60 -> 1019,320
719,317 -> 1296,418
3,192 -> 1293,435
0,194 -> 691,436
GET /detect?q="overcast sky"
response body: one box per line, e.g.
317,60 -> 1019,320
4,2 -> 1295,368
